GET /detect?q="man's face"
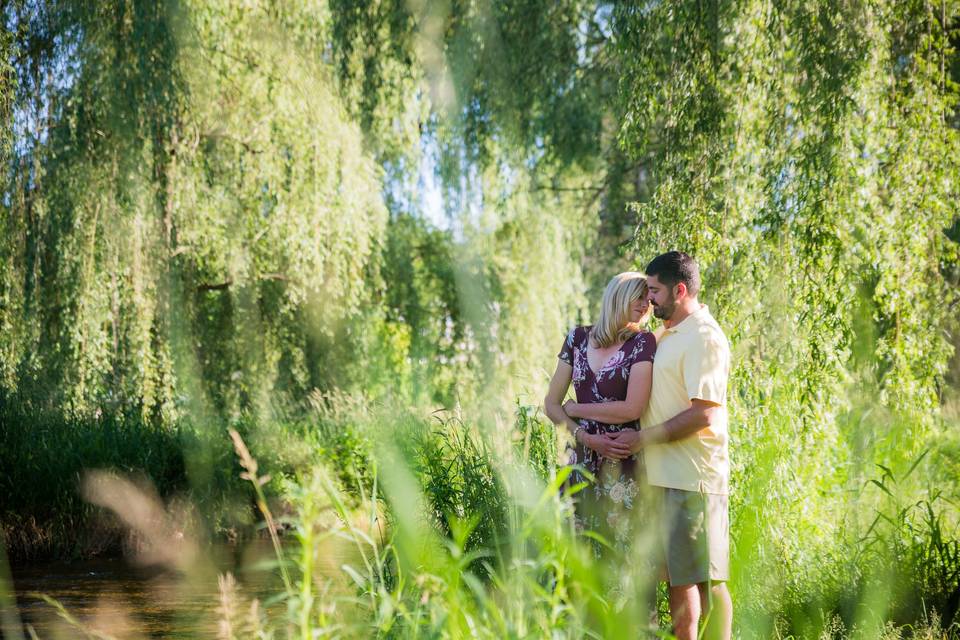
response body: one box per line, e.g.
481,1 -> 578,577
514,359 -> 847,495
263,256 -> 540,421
647,275 -> 678,321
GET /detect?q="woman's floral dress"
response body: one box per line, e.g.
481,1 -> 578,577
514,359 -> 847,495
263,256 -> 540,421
558,326 -> 656,559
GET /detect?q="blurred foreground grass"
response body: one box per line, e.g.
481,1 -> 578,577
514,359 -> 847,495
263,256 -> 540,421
2,396 -> 959,639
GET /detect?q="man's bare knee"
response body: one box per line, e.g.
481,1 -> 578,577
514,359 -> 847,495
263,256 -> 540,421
696,581 -> 730,609
701,582 -> 732,640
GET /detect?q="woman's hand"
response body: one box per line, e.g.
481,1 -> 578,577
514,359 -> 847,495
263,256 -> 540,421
581,432 -> 632,460
563,399 -> 581,418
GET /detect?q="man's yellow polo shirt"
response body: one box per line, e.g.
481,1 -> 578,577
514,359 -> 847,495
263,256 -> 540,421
642,304 -> 730,495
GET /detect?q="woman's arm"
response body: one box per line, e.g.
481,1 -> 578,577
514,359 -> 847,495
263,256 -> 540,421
564,361 -> 653,424
543,360 -> 581,437
545,361 -> 631,459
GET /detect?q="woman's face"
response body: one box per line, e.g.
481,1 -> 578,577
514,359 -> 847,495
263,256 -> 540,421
628,296 -> 650,323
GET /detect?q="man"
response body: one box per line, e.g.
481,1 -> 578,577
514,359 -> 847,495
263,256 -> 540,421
613,251 -> 732,640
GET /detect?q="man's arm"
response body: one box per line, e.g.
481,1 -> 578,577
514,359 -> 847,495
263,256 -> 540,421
612,399 -> 723,453
641,398 -> 722,444
613,330 -> 729,453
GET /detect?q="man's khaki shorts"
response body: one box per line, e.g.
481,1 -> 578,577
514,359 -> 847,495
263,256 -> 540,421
658,487 -> 729,586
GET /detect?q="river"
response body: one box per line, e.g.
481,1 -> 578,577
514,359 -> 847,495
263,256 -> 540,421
9,542 -> 283,638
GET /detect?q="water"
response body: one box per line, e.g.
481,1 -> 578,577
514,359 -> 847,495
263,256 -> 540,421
10,543 -> 282,638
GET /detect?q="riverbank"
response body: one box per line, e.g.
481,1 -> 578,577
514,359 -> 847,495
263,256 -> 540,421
10,540 -> 286,638
0,412 -> 179,563
0,396 -> 371,564
0,401 -> 289,564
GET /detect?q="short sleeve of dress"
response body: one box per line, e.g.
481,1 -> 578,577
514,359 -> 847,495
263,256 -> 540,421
625,331 -> 656,367
557,327 -> 579,365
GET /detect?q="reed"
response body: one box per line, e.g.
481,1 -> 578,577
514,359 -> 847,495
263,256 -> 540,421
5,400 -> 960,638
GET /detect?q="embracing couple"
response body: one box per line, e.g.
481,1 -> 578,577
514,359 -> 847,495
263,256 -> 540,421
544,251 -> 732,640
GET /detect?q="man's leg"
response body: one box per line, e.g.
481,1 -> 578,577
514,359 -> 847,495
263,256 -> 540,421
669,583 -> 700,640
662,488 -> 708,640
697,581 -> 732,640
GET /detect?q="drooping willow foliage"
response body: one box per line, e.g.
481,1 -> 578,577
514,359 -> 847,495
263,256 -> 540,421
1,3 -> 395,424
1,0 -> 636,423
0,25 -> 11,164
2,0 -> 957,447
620,0 -> 958,415
328,0 -> 636,403
2,0 -> 960,630
615,0 -> 960,620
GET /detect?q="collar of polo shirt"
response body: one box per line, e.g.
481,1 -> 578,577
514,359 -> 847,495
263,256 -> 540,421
664,304 -> 711,334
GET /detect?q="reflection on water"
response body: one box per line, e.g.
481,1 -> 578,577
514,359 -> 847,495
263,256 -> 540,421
11,542 -> 282,639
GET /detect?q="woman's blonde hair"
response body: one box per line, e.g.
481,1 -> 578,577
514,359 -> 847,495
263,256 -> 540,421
590,272 -> 650,348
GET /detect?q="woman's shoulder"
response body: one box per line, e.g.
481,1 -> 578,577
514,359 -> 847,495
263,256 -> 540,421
626,329 -> 657,357
565,325 -> 592,343
627,329 -> 656,344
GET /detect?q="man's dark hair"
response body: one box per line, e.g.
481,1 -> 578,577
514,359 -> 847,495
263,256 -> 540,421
645,251 -> 701,297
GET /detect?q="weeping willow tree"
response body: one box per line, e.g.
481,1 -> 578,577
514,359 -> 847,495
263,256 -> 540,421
6,5 -> 958,626
616,0 -> 960,628
0,24 -> 11,165
0,2 -> 389,423
328,0 -> 652,407
2,0 -> 640,421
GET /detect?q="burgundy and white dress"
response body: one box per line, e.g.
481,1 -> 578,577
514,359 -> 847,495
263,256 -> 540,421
557,325 -> 656,552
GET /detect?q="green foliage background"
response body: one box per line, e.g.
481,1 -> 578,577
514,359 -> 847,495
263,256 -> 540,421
1,0 -> 960,637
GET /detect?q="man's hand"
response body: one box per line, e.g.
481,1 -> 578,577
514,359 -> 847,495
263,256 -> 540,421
563,399 -> 581,418
609,428 -> 646,454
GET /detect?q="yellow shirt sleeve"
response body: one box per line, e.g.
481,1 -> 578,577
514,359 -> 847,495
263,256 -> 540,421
683,333 -> 729,405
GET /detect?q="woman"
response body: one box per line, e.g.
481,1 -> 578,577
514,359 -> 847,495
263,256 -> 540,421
543,271 -> 656,556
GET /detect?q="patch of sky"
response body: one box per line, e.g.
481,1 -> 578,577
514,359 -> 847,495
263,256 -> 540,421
576,14 -> 589,67
417,129 -> 448,231
594,3 -> 614,39
379,124 -> 482,240
7,5 -> 82,158
576,3 -> 613,68
4,6 -> 81,207
382,155 -> 415,215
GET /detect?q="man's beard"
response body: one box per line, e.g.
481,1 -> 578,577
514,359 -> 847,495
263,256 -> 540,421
652,296 -> 676,320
